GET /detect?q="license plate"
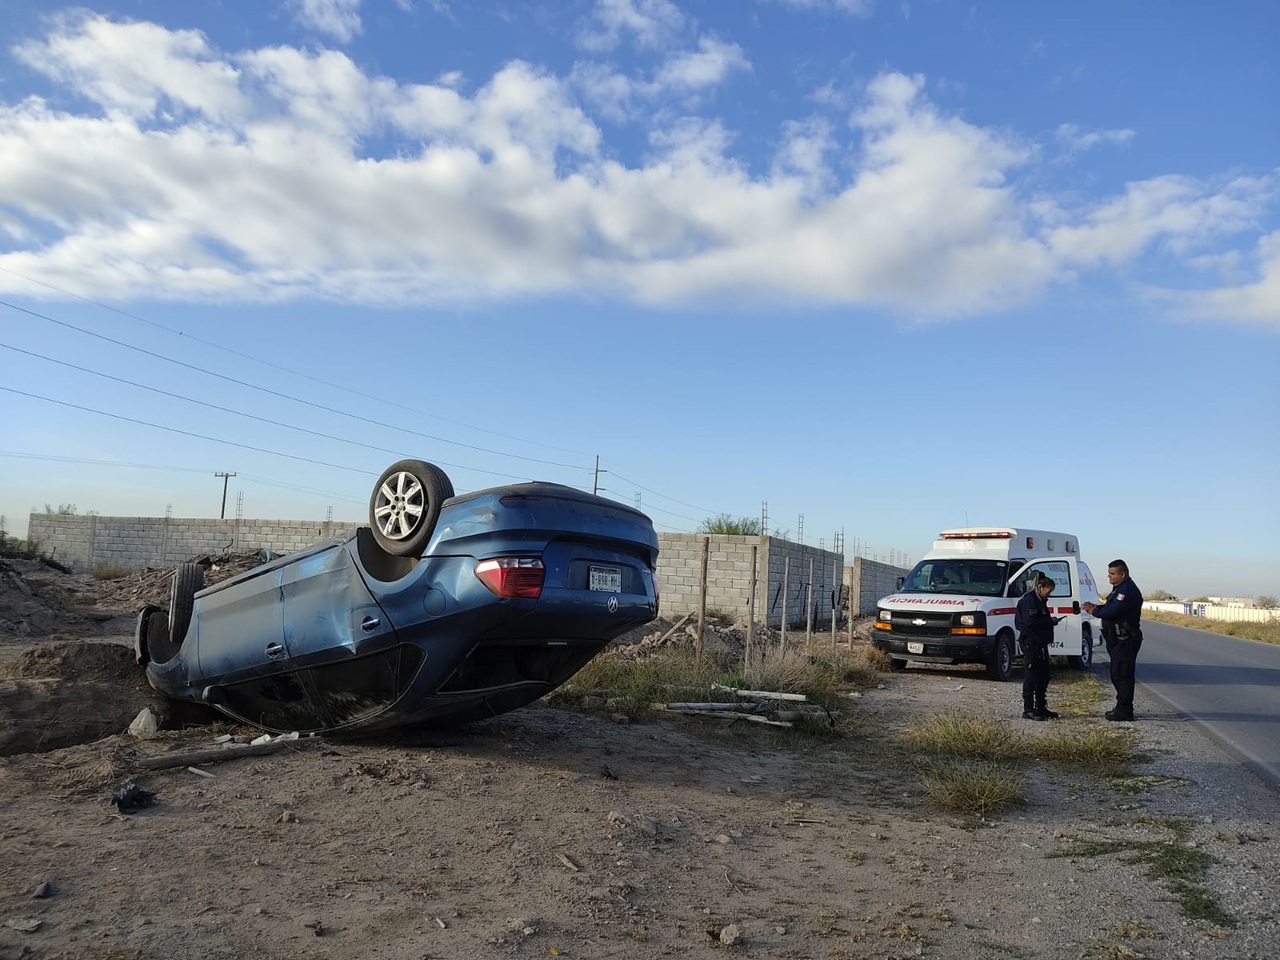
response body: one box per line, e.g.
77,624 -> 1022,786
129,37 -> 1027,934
907,642 -> 924,654
589,565 -> 622,592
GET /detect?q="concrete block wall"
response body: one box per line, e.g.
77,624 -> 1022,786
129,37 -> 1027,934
654,533 -> 844,628
29,515 -> 844,629
655,533 -> 763,623
27,514 -> 360,572
763,538 -> 844,629
844,556 -> 913,615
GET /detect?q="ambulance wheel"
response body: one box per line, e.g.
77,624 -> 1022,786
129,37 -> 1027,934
1069,630 -> 1094,670
985,632 -> 1014,681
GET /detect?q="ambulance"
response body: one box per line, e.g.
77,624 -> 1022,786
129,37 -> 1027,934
871,527 -> 1101,680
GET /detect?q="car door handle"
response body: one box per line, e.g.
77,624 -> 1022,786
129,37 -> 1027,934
361,616 -> 381,632
266,642 -> 285,658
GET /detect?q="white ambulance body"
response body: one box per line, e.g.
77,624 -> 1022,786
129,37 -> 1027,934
871,527 -> 1101,680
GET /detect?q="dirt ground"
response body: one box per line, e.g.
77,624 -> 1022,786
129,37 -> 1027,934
1,556 -> 1278,960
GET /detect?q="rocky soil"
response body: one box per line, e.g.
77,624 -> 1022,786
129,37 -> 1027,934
0,555 -> 1277,960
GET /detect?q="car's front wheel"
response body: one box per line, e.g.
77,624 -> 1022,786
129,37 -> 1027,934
369,459 -> 454,557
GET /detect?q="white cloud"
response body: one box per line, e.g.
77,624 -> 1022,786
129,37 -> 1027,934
1167,230 -> 1280,326
1055,122 -> 1135,155
654,37 -> 750,90
577,0 -> 684,53
286,0 -> 363,43
764,0 -> 875,15
0,15 -> 1276,327
14,13 -> 246,120
572,37 -> 749,119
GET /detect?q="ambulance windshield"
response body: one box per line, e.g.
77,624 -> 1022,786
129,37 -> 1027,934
899,559 -> 1009,597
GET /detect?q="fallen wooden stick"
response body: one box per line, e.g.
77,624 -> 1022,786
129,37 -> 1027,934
138,739 -> 307,770
711,683 -> 807,702
663,702 -> 766,712
663,708 -> 793,727
655,614 -> 691,645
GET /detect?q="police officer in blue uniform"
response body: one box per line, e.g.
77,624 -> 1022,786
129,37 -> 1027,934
1082,559 -> 1144,721
1017,573 -> 1062,720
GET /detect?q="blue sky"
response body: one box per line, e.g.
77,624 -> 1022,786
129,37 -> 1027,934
0,0 -> 1276,599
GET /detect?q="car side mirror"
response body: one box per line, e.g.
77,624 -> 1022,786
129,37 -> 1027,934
895,576 -> 904,589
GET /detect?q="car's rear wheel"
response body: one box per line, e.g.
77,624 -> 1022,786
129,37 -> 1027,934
369,459 -> 454,557
152,562 -> 204,664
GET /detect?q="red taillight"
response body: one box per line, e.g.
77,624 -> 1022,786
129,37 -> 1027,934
474,557 -> 545,598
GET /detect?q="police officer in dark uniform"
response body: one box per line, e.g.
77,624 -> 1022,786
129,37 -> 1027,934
1082,559 -> 1143,721
1016,573 -> 1062,720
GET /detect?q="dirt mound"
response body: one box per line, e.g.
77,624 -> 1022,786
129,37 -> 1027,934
0,640 -> 162,756
0,559 -> 103,637
0,638 -> 145,684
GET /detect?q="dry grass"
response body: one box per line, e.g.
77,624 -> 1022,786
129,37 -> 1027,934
919,759 -> 1025,816
91,564 -> 133,581
903,711 -> 1029,760
1030,726 -> 1136,768
1143,610 -> 1280,645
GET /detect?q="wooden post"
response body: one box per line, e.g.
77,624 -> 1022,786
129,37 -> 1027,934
696,536 -> 709,667
805,558 -> 814,645
847,556 -> 857,646
745,544 -> 758,669
781,557 -> 789,647
831,557 -> 839,650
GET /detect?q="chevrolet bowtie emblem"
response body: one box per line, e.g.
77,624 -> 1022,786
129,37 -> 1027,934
912,618 -> 927,626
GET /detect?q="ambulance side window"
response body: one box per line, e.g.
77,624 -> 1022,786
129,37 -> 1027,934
1028,561 -> 1070,597
1006,559 -> 1029,597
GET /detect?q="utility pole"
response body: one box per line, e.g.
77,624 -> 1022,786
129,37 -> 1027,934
592,455 -> 607,495
214,472 -> 236,519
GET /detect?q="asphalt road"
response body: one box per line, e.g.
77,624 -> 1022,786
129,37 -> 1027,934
1103,618 -> 1280,790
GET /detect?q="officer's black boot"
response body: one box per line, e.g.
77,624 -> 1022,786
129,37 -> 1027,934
1034,697 -> 1058,720
1022,696 -> 1043,721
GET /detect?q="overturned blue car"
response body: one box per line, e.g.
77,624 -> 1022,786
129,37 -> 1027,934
135,459 -> 659,735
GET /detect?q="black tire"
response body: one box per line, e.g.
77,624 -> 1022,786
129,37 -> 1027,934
133,604 -> 162,665
369,459 -> 453,557
888,657 -> 908,672
985,632 -> 1014,681
156,562 -> 204,663
1070,628 -> 1094,670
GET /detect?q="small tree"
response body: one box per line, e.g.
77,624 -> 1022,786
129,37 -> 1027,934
1256,595 -> 1278,610
1147,589 -> 1177,601
697,513 -> 763,536
43,503 -> 78,515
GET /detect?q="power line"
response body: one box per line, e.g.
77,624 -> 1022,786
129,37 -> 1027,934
0,340 -> 538,475
1,384 -> 474,479
0,451 -> 366,505
0,264 -> 589,458
0,296 -> 747,525
0,298 -> 586,471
